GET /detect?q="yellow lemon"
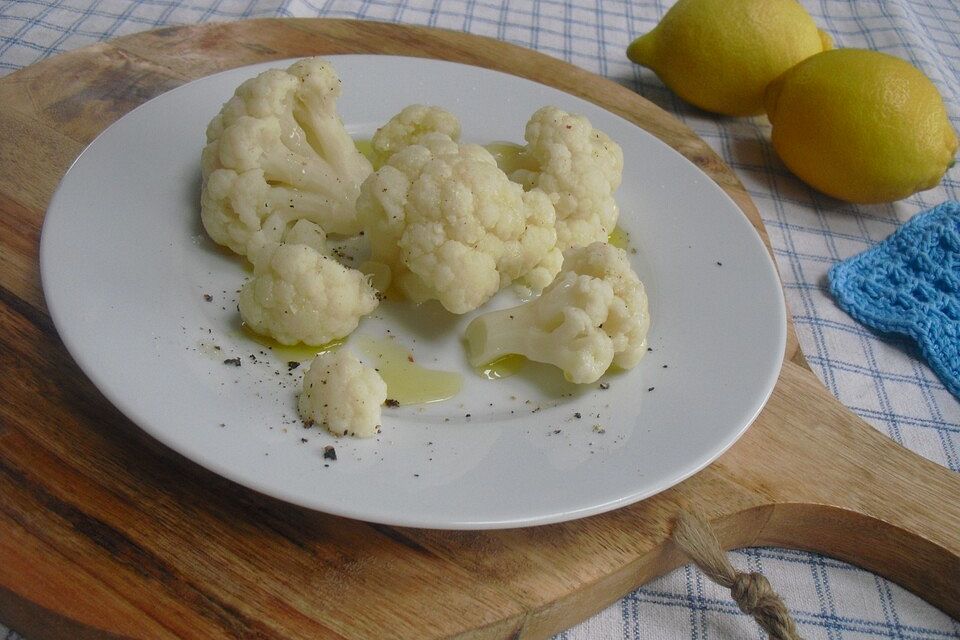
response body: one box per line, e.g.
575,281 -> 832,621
765,49 -> 958,203
627,0 -> 831,116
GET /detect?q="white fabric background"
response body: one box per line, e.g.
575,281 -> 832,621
1,1 -> 958,638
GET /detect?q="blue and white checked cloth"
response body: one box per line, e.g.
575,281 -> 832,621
2,1 -> 958,639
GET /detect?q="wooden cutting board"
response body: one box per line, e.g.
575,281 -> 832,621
0,19 -> 957,640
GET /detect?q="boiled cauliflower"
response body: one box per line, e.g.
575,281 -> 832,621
463,242 -> 650,384
298,349 -> 387,438
356,134 -> 562,313
238,242 -> 379,346
509,106 -> 624,250
371,104 -> 461,165
201,57 -> 373,257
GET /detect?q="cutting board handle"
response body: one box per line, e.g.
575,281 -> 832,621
743,500 -> 959,618
710,362 -> 960,619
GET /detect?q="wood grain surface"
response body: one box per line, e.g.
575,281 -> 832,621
0,19 -> 957,640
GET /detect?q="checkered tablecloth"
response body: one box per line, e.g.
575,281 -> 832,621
2,1 -> 958,639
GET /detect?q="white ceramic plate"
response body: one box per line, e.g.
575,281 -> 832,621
40,56 -> 785,529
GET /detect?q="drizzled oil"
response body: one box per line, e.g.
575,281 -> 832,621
356,335 -> 462,405
608,226 -> 630,249
483,141 -> 528,175
240,323 -> 344,362
354,138 -> 382,170
477,354 -> 526,380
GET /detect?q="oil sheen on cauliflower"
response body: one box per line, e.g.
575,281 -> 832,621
509,106 -> 624,250
298,349 -> 387,438
238,242 -> 379,346
371,104 -> 461,166
356,134 -> 563,313
201,57 -> 373,257
464,242 -> 650,384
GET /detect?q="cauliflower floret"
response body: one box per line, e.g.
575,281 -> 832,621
201,58 -> 373,257
371,104 -> 461,166
463,242 -> 650,384
356,134 -> 562,313
238,242 -> 379,346
298,349 -> 387,438
509,106 -> 624,250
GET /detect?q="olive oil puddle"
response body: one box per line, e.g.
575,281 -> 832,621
356,335 -> 462,406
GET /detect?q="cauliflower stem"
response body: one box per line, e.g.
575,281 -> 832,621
464,274 -> 617,383
464,242 -> 650,384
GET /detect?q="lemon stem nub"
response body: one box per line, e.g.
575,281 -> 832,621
627,33 -> 656,66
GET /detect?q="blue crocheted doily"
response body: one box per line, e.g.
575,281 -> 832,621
828,201 -> 960,400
